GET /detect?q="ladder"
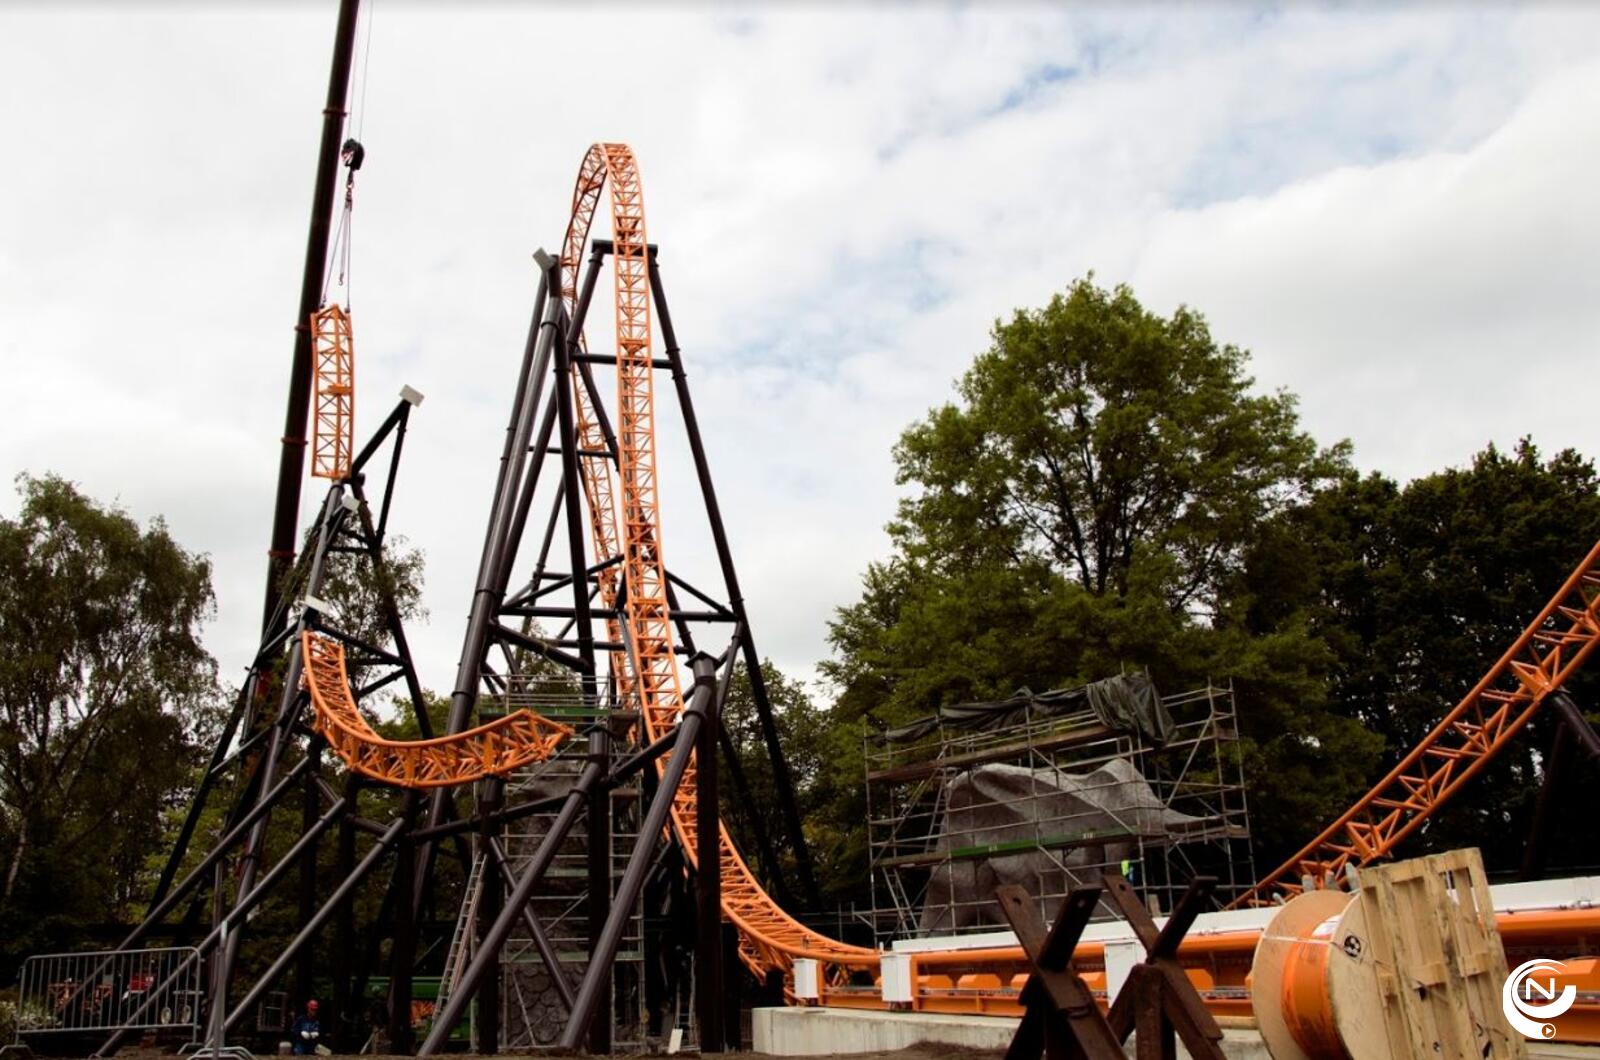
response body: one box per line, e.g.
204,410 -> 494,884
437,852 -> 487,1012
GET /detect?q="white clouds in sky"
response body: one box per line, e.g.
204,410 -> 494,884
2,4 -> 1597,690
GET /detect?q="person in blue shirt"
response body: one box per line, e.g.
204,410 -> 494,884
290,999 -> 321,1055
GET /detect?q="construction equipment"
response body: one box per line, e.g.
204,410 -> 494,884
1252,848 -> 1524,1060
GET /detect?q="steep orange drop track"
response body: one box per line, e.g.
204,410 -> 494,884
561,143 -> 877,979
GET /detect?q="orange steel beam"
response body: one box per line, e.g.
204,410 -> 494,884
310,305 -> 355,481
1236,538 -> 1600,906
559,144 -> 877,982
300,631 -> 571,788
560,148 -> 630,702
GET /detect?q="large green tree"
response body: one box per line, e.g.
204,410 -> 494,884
0,474 -> 219,958
822,278 -> 1382,892
1238,439 -> 1600,871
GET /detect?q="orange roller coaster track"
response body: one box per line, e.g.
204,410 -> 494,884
562,143 -> 878,978
310,304 -> 355,481
301,630 -> 572,788
1237,536 -> 1600,906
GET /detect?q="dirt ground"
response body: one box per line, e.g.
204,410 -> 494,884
353,1056 -> 998,1060
348,1050 -> 1001,1059
345,1056 -> 998,1060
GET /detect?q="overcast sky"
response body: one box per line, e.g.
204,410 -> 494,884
3,3 -> 1599,699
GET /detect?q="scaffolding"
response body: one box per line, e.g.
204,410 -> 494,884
491,675 -> 647,1051
865,681 -> 1254,941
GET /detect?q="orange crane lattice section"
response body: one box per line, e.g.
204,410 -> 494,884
301,631 -> 572,789
1237,537 -> 1600,906
310,305 -> 355,480
562,144 -> 878,980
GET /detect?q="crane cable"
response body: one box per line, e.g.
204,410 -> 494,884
321,0 -> 374,311
321,139 -> 364,309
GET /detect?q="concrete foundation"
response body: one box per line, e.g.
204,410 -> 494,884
753,1007 -> 1015,1055
751,1006 -> 1600,1057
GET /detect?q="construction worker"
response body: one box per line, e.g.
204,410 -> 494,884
290,999 -> 322,1055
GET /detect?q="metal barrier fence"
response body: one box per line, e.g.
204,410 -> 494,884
16,947 -> 203,1041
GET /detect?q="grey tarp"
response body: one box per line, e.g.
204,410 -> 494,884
918,759 -> 1209,932
883,672 -> 1173,746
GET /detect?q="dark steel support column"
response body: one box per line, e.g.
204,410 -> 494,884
418,761 -> 605,1055
297,742 -> 323,1005
649,259 -> 819,906
584,755 -> 612,1054
1521,722 -> 1571,881
1523,692 -> 1600,880
559,653 -> 720,1052
1551,690 -> 1600,763
760,969 -> 785,1008
222,488 -> 347,993
262,0 -> 362,633
389,829 -> 418,1054
549,276 -> 611,1050
331,776 -> 360,1047
721,922 -> 742,1048
474,781 -> 504,1054
695,667 -> 725,1053
418,259 -> 561,905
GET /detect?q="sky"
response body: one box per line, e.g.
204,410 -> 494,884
2,3 -> 1599,699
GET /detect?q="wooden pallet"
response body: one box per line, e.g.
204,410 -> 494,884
1349,848 -> 1525,1059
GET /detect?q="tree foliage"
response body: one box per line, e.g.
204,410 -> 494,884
820,277 -> 1600,900
1238,440 -> 1600,868
0,474 -> 219,958
892,277 -> 1348,608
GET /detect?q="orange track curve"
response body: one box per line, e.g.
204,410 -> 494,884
301,630 -> 572,789
1236,536 -> 1600,906
560,143 -> 878,980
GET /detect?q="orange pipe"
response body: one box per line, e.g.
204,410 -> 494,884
845,905 -> 1600,1044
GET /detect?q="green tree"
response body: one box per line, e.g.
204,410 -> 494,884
1238,439 -> 1600,870
892,276 -> 1347,609
822,277 -> 1381,892
0,474 -> 219,958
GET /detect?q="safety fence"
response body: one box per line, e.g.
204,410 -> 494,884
15,946 -> 203,1041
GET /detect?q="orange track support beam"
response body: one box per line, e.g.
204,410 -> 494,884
301,631 -> 571,788
1237,537 -> 1600,906
310,304 -> 355,480
560,144 -> 878,983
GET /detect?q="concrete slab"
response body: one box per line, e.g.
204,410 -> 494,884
752,1007 -> 1274,1057
753,1007 -> 1015,1056
752,1007 -> 1600,1057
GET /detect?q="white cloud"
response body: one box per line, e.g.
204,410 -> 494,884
2,4 -> 1598,694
